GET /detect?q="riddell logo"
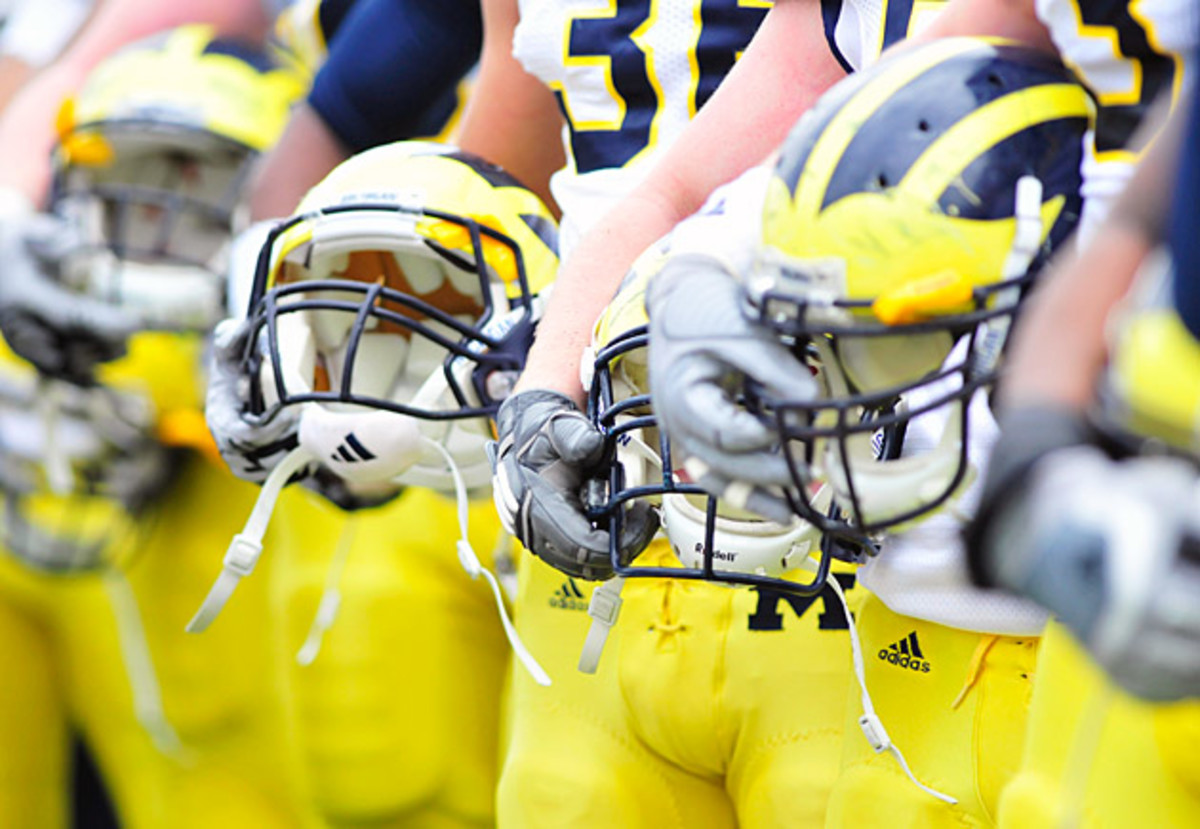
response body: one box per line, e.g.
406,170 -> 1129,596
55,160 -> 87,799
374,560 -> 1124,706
878,631 -> 931,673
693,542 -> 737,562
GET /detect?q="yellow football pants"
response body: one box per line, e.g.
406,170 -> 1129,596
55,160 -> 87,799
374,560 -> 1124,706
998,620 -> 1200,828
270,484 -> 510,828
0,455 -> 310,828
825,592 -> 1039,828
499,541 -> 861,828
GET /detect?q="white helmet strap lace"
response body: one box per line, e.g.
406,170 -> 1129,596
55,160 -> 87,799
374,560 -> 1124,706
824,574 -> 957,804
187,445 -> 315,633
104,569 -> 186,758
421,436 -> 552,687
295,515 -> 359,665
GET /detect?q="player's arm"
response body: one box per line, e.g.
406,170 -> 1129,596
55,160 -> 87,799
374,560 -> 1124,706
514,0 -> 846,402
454,0 -> 564,211
905,0 -> 1054,51
250,0 -> 483,220
0,0 -> 272,207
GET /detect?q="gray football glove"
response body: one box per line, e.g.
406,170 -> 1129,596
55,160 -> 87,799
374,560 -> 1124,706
205,316 -> 302,484
0,213 -> 142,385
488,389 -> 658,580
646,255 -> 817,523
973,434 -> 1200,701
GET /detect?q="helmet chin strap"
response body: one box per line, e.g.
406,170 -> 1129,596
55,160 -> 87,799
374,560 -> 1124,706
187,443 -> 315,632
104,568 -> 187,759
973,174 -> 1044,378
420,435 -> 552,686
578,577 -> 625,674
825,574 -> 957,805
294,514 -> 358,666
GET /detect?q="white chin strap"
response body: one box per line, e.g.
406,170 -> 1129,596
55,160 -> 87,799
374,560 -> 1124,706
825,574 -> 957,805
298,404 -> 426,485
187,444 -> 315,633
295,514 -> 359,666
421,436 -> 551,686
578,576 -> 625,674
105,569 -> 187,759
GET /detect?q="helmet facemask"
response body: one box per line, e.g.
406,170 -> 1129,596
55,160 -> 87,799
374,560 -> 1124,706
246,203 -> 539,491
584,324 -> 832,595
751,175 -> 1055,548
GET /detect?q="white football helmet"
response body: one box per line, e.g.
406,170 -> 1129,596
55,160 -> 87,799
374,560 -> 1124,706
48,24 -> 304,331
242,140 -> 560,493
748,37 -> 1091,546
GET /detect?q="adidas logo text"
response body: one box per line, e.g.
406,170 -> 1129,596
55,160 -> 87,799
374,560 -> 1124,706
878,631 -> 931,673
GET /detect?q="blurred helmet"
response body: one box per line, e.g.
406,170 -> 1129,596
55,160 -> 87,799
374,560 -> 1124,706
49,23 -> 305,331
749,37 -> 1090,544
583,254 -> 830,595
243,140 -> 559,491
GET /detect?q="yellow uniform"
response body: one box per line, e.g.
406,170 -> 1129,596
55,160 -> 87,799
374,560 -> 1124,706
0,454 -> 308,829
500,541 -> 860,828
270,485 -> 510,827
827,593 -> 1038,827
997,622 -> 1200,828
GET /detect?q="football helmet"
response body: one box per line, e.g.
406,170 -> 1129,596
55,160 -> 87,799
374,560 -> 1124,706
748,37 -> 1091,545
48,24 -> 305,331
584,258 -> 830,595
240,140 -> 559,493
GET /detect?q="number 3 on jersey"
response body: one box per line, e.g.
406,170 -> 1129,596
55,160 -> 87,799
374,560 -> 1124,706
553,0 -> 771,174
1055,1 -> 1182,156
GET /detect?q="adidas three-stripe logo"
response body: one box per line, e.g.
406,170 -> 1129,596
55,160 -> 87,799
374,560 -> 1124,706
331,433 -> 376,464
878,631 -> 932,673
549,578 -> 587,611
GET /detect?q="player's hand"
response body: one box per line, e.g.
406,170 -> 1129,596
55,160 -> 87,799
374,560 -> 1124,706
646,255 -> 817,523
0,213 -> 142,385
971,438 -> 1200,701
488,389 -> 658,580
205,315 -> 303,484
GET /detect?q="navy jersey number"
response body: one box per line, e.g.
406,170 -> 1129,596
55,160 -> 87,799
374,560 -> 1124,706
1074,1 -> 1180,155
557,0 -> 771,174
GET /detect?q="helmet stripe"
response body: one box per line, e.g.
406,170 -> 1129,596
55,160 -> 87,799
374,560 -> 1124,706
900,82 -> 1092,204
791,37 -> 987,219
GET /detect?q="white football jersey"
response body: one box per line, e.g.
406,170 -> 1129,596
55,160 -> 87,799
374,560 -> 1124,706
1036,0 -> 1197,239
821,0 -> 944,71
861,384 -> 1049,635
513,0 -> 772,258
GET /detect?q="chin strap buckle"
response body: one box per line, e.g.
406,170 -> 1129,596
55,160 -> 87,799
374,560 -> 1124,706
578,577 -> 625,674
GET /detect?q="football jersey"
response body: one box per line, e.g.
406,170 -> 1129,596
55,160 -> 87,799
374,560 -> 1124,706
1035,0 -> 1197,237
512,0 -> 772,258
821,0 -> 945,71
